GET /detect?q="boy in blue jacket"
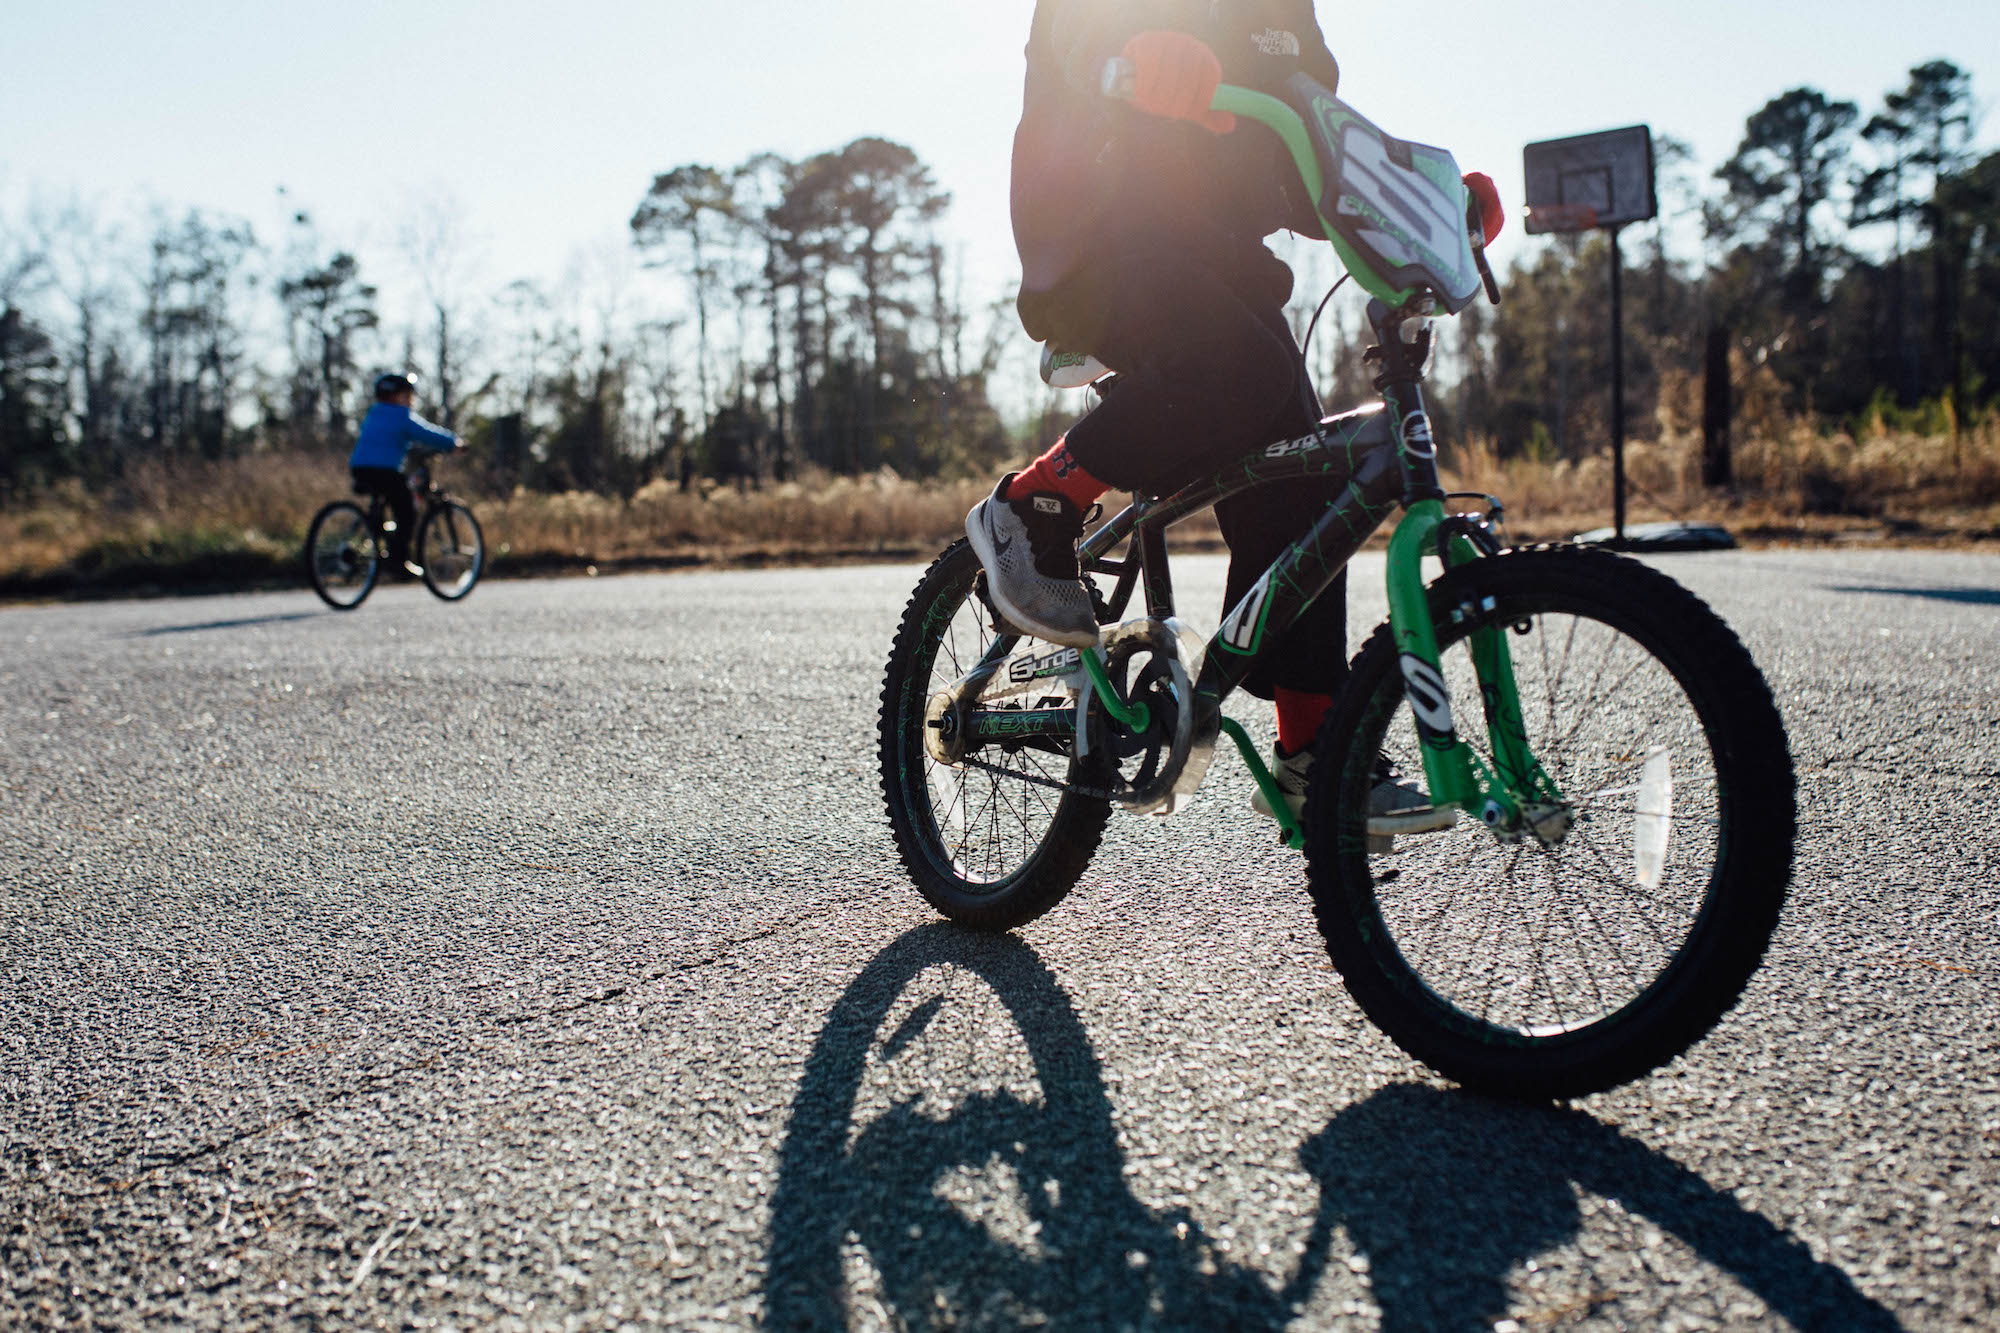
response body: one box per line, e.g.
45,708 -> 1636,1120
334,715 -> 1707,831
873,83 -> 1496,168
349,372 -> 461,577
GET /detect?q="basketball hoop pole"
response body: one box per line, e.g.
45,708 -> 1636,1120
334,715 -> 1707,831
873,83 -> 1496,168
1609,224 -> 1627,544
1524,125 -> 1658,548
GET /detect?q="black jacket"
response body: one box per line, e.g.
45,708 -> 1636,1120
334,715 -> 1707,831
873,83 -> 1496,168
1011,0 -> 1340,305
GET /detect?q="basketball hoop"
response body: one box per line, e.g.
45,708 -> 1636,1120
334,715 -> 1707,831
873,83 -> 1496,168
1524,202 -> 1600,235
1521,124 -> 1660,543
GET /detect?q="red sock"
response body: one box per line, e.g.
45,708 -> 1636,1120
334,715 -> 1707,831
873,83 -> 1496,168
1274,687 -> 1334,756
1005,436 -> 1108,510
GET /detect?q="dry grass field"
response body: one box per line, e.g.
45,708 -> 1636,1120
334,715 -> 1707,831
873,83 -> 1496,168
4,417 -> 1997,600
1452,416 -> 2000,543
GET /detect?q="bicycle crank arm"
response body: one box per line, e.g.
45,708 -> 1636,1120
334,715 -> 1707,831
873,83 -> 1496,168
1220,717 -> 1305,851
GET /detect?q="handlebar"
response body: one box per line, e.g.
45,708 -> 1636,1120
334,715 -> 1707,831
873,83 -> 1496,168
402,458 -> 453,499
1099,55 -> 1322,204
1099,56 -> 1500,314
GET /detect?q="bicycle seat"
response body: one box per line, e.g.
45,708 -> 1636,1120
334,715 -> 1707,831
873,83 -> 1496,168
1040,343 -> 1111,390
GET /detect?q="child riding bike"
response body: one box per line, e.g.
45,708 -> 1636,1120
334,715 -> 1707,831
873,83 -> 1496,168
349,372 -> 462,578
967,0 -> 1450,833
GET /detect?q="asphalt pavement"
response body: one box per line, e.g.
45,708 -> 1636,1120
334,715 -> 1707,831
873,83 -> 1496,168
3,548 -> 1997,1330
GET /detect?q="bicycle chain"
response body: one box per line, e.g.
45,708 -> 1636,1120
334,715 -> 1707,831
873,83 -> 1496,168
956,753 -> 1123,803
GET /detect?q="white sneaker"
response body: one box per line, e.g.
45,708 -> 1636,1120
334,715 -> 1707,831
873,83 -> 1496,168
1251,744 -> 1313,819
1367,772 -> 1458,835
1250,745 -> 1458,837
964,476 -> 1100,649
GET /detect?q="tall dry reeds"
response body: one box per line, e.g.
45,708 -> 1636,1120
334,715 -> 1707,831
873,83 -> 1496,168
486,470 -> 992,563
1444,414 -> 2000,540
0,451 -> 337,589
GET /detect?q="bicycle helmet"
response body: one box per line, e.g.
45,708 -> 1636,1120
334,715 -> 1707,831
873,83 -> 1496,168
373,371 -> 419,401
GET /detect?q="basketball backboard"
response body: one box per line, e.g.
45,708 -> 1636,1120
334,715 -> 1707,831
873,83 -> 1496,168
1523,126 -> 1657,233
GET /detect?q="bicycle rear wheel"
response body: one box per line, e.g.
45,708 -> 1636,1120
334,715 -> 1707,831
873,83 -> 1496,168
305,500 -> 379,610
1303,547 -> 1794,1099
878,540 -> 1111,930
417,500 -> 484,601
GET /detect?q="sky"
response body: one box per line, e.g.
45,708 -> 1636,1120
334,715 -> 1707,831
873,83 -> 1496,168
3,0 -> 1997,360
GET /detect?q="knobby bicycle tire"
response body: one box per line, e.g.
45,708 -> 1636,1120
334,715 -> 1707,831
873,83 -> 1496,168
417,500 -> 485,601
305,500 -> 379,610
1303,546 -> 1795,1099
878,540 -> 1111,930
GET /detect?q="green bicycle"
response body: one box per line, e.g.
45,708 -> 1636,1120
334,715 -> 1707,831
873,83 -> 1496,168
877,68 -> 1795,1100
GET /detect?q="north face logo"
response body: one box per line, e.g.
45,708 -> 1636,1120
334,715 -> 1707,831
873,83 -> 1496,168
1252,28 -> 1301,56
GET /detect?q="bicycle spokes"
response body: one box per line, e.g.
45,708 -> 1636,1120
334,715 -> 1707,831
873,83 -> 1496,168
1374,612 -> 1719,1011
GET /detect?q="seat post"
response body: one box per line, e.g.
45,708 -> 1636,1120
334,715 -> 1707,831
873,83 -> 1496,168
1138,522 -> 1174,621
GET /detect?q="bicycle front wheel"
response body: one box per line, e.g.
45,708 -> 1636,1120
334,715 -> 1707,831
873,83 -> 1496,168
878,540 -> 1111,931
417,501 -> 484,601
1303,547 -> 1795,1099
305,501 -> 379,610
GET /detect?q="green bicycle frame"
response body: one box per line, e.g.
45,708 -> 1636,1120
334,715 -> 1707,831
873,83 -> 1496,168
956,391 -> 1558,848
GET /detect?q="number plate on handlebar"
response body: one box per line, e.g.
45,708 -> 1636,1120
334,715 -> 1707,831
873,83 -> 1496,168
1287,74 -> 1483,313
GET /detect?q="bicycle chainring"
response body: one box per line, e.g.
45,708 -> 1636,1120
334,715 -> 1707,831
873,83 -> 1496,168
1085,618 -> 1219,814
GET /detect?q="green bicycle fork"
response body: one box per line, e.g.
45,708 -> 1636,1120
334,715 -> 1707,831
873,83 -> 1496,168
1221,500 -> 1561,856
1386,499 -> 1557,830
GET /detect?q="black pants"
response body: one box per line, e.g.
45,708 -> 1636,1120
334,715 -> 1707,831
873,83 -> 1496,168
1036,241 -> 1347,700
351,467 -> 415,567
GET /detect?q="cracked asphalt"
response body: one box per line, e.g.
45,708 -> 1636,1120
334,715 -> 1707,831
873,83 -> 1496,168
3,548 -> 1997,1330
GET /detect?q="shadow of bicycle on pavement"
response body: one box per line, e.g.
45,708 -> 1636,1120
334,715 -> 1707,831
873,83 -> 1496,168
1827,583 -> 2000,607
764,924 -> 1900,1331
130,611 -> 321,637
